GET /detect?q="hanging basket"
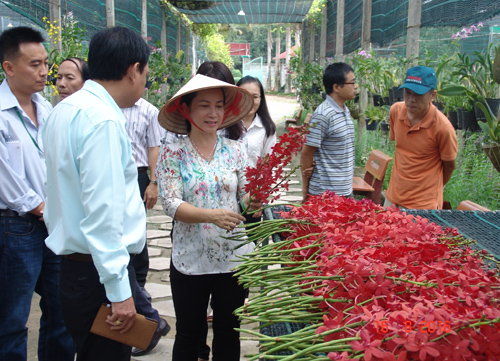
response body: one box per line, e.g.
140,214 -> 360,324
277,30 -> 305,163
483,143 -> 500,173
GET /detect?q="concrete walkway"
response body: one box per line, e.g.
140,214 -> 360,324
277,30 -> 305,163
26,95 -> 301,361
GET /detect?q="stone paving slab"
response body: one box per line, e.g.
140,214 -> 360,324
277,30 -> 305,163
280,195 -> 303,202
153,204 -> 163,211
149,257 -> 171,271
150,237 -> 172,249
145,282 -> 172,299
153,299 -> 176,318
131,338 -> 173,361
148,247 -> 162,257
147,215 -> 173,223
159,223 -> 173,230
147,230 -> 171,239
130,328 -> 259,361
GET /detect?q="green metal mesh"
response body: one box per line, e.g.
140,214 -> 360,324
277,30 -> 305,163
169,0 -> 315,24
0,0 -> 190,50
301,0 -> 500,59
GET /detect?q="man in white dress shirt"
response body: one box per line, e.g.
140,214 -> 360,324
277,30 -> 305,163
0,26 -> 74,361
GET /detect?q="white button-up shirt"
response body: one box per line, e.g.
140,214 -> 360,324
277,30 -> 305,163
0,80 -> 51,213
244,114 -> 277,168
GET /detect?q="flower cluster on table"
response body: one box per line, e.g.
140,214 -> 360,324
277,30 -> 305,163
233,192 -> 500,361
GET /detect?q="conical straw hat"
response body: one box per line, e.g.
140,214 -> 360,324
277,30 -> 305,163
158,74 -> 253,134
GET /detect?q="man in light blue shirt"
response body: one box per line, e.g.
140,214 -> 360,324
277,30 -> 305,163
0,27 -> 75,361
43,27 -> 150,360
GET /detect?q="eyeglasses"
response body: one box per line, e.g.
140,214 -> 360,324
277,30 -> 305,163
341,80 -> 357,85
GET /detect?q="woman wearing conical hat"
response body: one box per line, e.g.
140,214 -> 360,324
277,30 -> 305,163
156,74 -> 262,361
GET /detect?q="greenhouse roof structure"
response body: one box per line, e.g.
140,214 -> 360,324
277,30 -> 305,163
168,0 -> 315,24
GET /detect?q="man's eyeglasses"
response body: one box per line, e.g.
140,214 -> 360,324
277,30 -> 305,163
341,80 -> 357,85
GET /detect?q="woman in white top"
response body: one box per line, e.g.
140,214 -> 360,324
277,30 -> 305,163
156,74 -> 261,361
236,76 -> 277,168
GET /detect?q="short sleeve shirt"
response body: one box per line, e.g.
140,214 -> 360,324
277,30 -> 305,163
156,136 -> 255,275
305,95 -> 355,197
386,102 -> 458,209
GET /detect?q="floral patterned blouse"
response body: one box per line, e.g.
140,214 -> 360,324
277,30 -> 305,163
156,135 -> 254,275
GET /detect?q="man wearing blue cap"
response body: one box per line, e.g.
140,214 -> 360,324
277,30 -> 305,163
385,66 -> 458,209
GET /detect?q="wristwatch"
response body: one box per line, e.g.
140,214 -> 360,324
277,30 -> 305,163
150,180 -> 158,185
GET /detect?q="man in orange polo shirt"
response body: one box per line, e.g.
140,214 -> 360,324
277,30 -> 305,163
385,66 -> 458,209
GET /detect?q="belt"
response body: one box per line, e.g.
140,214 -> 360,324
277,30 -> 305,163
0,209 -> 37,220
64,253 -> 137,263
137,167 -> 148,174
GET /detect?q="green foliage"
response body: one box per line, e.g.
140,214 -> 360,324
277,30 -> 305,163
476,97 -> 500,144
305,0 -> 327,31
444,133 -> 500,210
41,12 -> 88,100
193,23 -> 218,40
451,44 -> 500,99
289,47 -> 324,110
204,33 -> 234,68
145,45 -> 191,109
364,105 -> 390,124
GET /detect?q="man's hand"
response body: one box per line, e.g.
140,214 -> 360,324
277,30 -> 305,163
106,296 -> 136,333
29,202 -> 45,221
143,183 -> 159,210
302,160 -> 316,179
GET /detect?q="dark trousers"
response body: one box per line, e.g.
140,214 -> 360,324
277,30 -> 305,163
131,171 -> 150,287
170,263 -> 245,361
0,215 -> 75,361
59,258 -> 137,361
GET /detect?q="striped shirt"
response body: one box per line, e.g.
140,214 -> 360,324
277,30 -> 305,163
121,98 -> 163,167
305,95 -> 355,197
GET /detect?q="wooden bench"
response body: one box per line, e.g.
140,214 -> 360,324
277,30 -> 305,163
289,113 -> 313,132
457,200 -> 491,211
353,150 -> 393,205
285,108 -> 303,128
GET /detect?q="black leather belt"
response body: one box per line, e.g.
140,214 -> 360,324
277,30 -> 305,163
137,167 -> 148,174
0,209 -> 37,220
64,253 -> 137,262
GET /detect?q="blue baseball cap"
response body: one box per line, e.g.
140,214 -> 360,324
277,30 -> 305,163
398,66 -> 437,95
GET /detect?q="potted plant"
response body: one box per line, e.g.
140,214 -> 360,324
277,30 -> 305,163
439,83 -> 479,131
364,105 -> 389,131
453,44 -> 500,121
476,96 -> 500,173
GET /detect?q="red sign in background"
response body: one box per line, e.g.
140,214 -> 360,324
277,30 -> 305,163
227,43 -> 250,56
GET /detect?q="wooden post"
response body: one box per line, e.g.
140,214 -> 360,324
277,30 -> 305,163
358,0 -> 372,146
141,0 -> 147,39
295,23 -> 301,47
309,21 -> 315,62
274,25 -> 281,93
336,0 -> 345,62
285,25 -> 291,93
49,0 -> 61,106
106,0 -> 115,27
161,5 -> 167,59
176,20 -> 181,53
267,25 -> 273,91
406,0 -> 421,62
48,0 -> 61,51
319,5 -> 327,66
192,35 -> 197,76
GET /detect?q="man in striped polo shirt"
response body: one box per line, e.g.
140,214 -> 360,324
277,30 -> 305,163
301,62 -> 357,203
